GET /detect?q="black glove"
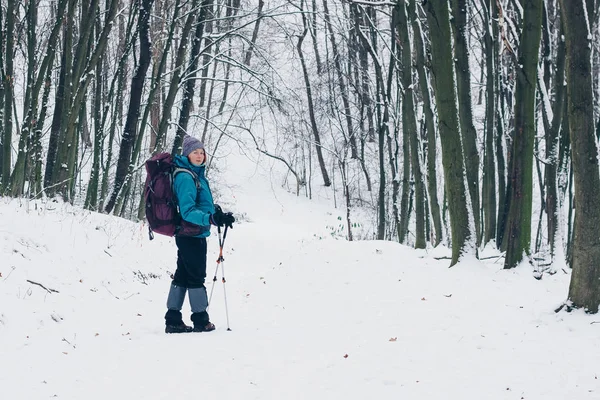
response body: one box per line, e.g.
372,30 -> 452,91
210,204 -> 235,229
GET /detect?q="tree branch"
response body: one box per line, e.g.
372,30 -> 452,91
26,279 -> 59,294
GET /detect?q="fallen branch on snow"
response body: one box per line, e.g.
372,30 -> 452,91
26,279 -> 59,294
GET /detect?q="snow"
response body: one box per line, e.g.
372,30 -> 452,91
1,148 -> 600,400
537,63 -> 554,123
582,0 -> 592,40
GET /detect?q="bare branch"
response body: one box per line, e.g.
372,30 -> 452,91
26,279 -> 59,294
346,0 -> 396,6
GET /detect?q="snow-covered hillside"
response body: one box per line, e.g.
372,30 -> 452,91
1,148 -> 598,399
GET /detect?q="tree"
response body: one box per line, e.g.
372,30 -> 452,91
9,0 -> 69,197
411,0 -> 442,246
355,4 -> 394,240
48,0 -> 119,200
296,0 -> 331,188
155,0 -> 200,152
560,0 -> 600,313
481,0 -> 496,246
1,0 -> 15,191
105,0 -> 155,214
450,0 -> 481,245
171,0 -> 212,155
503,0 -> 543,269
544,18 -> 566,258
322,0 -> 357,159
425,0 -> 474,265
398,0 -> 425,248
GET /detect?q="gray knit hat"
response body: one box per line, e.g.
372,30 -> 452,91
182,135 -> 204,157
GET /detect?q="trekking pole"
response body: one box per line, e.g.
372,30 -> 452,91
220,226 -> 232,331
207,226 -> 223,309
207,225 -> 232,331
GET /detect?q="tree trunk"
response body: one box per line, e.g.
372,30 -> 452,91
308,0 -> 322,74
352,4 -> 375,143
481,0 -> 496,246
1,0 -> 15,190
545,21 -> 566,258
198,0 -> 214,109
397,9 -> 410,244
139,0 -> 182,155
411,0 -> 442,246
52,0 -> 119,200
399,1 -> 425,248
105,0 -> 154,213
32,52 -> 55,198
51,0 -> 98,198
495,74 -> 508,246
244,0 -> 264,66
494,1 -> 509,249
451,0 -> 481,246
9,0 -> 38,196
0,1 -> 4,190
202,3 -> 239,142
347,4 -> 372,192
171,0 -> 211,155
85,57 -> 103,211
155,0 -> 199,152
560,0 -> 600,313
342,163 -> 353,241
45,2 -> 75,192
356,8 -> 390,240
322,0 -> 357,159
503,0 -> 543,269
398,101 -> 411,243
297,2 -> 331,187
425,0 -> 473,265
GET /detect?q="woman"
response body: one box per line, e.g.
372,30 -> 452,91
164,135 -> 235,333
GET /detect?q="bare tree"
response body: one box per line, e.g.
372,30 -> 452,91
47,0 -> 120,200
1,0 -> 15,191
450,0 -> 481,246
560,0 -> 600,313
543,17 -> 566,259
155,0 -> 201,152
297,0 -> 331,187
481,0 -> 496,246
244,0 -> 264,66
503,0 -> 543,269
411,0 -> 442,246
171,0 -> 212,154
398,1 -> 425,248
424,0 -> 474,265
322,0 -> 357,159
105,0 -> 155,214
354,4 -> 394,240
9,0 -> 69,197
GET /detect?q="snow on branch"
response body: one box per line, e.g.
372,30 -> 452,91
346,0 -> 396,6
537,64 -> 554,123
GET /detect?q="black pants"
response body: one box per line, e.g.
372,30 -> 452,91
173,236 -> 207,288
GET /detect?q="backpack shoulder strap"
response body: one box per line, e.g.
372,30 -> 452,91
173,167 -> 201,190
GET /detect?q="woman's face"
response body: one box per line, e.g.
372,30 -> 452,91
188,148 -> 206,166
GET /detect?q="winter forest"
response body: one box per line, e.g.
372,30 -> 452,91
1,0 -> 600,312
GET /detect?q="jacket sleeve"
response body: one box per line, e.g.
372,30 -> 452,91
173,172 -> 211,226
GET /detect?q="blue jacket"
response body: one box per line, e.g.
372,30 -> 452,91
173,155 -> 215,238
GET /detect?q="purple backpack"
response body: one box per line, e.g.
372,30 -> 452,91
144,152 -> 206,240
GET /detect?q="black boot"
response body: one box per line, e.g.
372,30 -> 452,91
192,322 -> 216,332
165,310 -> 193,334
191,311 -> 215,332
165,323 -> 193,334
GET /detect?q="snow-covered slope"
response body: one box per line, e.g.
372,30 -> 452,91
1,149 -> 598,399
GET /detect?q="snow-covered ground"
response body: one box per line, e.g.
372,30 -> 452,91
1,147 -> 599,400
